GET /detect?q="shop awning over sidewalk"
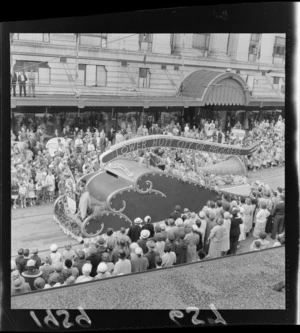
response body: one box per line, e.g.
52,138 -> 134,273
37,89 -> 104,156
178,70 -> 251,106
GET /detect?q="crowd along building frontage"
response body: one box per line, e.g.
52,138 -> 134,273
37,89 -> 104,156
10,33 -> 285,135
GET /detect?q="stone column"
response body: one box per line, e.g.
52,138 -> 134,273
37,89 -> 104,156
209,34 -> 230,59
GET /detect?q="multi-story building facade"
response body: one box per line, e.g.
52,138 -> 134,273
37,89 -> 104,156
10,33 -> 285,133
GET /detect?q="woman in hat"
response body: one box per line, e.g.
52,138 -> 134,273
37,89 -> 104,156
184,225 -> 200,263
221,212 -> 231,255
50,244 -> 63,265
95,262 -> 111,280
137,229 -> 151,254
21,259 -> 43,291
253,202 -> 270,238
11,276 -> 31,295
243,198 -> 254,236
207,218 -> 226,258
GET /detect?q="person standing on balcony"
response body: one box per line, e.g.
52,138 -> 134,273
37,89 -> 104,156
11,71 -> 17,97
28,70 -> 36,97
18,71 -> 27,97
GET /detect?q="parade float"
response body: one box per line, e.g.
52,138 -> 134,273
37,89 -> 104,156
54,135 -> 259,241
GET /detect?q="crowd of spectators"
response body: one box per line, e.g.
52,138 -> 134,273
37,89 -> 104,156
11,115 -> 285,209
12,182 -> 285,295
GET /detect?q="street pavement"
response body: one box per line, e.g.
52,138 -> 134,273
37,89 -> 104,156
11,166 -> 284,257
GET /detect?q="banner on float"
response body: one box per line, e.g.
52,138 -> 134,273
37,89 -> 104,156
100,135 -> 260,164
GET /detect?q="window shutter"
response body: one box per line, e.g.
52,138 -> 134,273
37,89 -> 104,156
96,66 -> 107,86
139,68 -> 148,78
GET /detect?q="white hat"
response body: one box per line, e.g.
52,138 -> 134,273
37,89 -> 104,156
140,229 -> 150,239
199,211 -> 206,219
239,207 -> 245,214
27,259 -> 36,267
134,217 -> 143,224
175,218 -> 183,227
135,247 -> 143,255
144,215 -> 151,223
97,262 -> 108,273
50,244 -> 58,252
192,225 -> 198,231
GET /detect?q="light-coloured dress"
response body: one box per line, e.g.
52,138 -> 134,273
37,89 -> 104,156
221,218 -> 231,253
184,232 -> 200,263
208,225 -> 226,258
243,204 -> 254,233
253,209 -> 270,238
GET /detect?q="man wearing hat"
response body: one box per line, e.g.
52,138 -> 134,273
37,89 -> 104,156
100,252 -> 115,275
137,229 -> 151,254
21,259 -> 43,290
116,227 -> 132,248
86,244 -> 102,277
130,247 -> 149,273
141,215 -> 154,238
143,241 -> 160,270
111,239 -> 130,264
127,217 -> 143,243
170,205 -> 181,220
30,248 -> 42,269
19,249 -> 31,274
271,194 -> 285,240
39,256 -> 55,283
73,250 -> 91,276
15,248 -> 24,273
113,250 -> 132,275
11,276 -> 31,295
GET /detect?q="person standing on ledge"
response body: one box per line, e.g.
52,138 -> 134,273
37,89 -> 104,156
77,181 -> 91,224
17,71 -> 27,97
28,69 -> 36,97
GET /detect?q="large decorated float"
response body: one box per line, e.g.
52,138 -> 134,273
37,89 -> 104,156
54,135 -> 259,241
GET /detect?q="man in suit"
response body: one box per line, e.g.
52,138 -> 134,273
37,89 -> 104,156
28,69 -> 36,97
228,209 -> 243,255
17,71 -> 27,97
271,194 -> 285,240
11,71 -> 17,96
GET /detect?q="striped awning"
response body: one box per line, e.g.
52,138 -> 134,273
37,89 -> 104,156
178,70 -> 250,106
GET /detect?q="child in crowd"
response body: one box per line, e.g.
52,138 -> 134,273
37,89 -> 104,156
27,178 -> 36,206
11,179 -> 19,209
18,182 -> 27,208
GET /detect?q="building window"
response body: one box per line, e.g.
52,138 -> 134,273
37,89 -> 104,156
273,77 -> 280,84
273,36 -> 285,61
139,34 -> 153,51
96,66 -> 107,86
192,34 -> 210,50
248,34 -> 261,61
174,66 -> 179,71
138,68 -> 151,88
78,64 -> 86,85
77,64 -> 107,86
13,60 -> 50,84
79,34 -> 107,48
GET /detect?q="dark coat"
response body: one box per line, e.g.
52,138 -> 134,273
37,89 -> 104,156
230,217 -> 243,237
30,254 -> 42,269
85,253 -> 102,277
144,251 -> 160,270
11,72 -> 17,84
17,74 -> 27,83
127,225 -> 142,243
141,223 -> 155,238
272,201 -> 285,216
73,259 -> 91,276
175,239 -> 188,265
